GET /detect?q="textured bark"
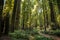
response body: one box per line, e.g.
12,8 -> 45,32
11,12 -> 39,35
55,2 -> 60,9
0,0 -> 4,36
11,0 -> 18,32
57,0 -> 60,14
48,0 -> 59,30
14,0 -> 21,30
11,0 -> 21,31
43,0 -> 47,31
49,0 -> 55,23
4,13 -> 9,35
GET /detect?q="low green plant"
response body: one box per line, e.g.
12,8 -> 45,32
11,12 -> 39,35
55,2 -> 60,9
41,30 -> 60,36
9,30 -> 53,40
9,30 -> 29,40
34,35 -> 53,40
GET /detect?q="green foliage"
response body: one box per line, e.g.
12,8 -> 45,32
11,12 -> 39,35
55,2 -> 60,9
9,30 -> 29,40
34,35 -> 53,40
31,28 -> 39,35
9,30 -> 53,40
49,30 -> 60,36
2,0 -> 60,40
41,30 -> 60,36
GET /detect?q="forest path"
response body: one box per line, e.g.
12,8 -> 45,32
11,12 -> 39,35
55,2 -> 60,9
39,32 -> 60,40
0,35 -> 11,40
0,33 -> 60,40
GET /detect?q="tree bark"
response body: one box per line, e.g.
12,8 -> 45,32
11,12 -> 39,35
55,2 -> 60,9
11,0 -> 21,31
48,0 -> 59,30
14,0 -> 21,30
0,0 -> 4,36
11,0 -> 18,32
57,0 -> 60,14
4,13 -> 9,35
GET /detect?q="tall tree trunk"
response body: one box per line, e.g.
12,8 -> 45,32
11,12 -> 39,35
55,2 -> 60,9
14,0 -> 21,30
4,13 -> 10,35
11,0 -> 18,32
43,0 -> 47,31
57,0 -> 60,14
0,0 -> 4,36
11,0 -> 21,31
48,0 -> 58,30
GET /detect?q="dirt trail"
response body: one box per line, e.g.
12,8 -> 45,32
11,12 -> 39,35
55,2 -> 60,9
0,33 -> 60,40
0,36 -> 11,40
39,33 -> 60,40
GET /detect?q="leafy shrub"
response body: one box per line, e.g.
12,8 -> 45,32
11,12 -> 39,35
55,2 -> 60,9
50,30 -> 60,36
9,30 -> 53,40
31,28 -> 39,35
9,30 -> 29,40
34,35 -> 53,40
41,30 -> 60,36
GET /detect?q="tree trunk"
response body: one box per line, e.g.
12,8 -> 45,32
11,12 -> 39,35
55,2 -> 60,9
43,0 -> 47,31
48,0 -> 58,30
57,0 -> 60,14
11,0 -> 21,31
4,13 -> 10,35
0,0 -> 4,36
11,0 -> 18,32
14,0 -> 21,30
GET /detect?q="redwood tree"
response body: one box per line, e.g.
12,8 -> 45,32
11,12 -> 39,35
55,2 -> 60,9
0,0 -> 4,36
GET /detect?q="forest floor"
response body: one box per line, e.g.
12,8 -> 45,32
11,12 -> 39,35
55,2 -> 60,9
0,35 -> 11,40
0,34 -> 60,40
39,32 -> 60,40
0,33 -> 60,40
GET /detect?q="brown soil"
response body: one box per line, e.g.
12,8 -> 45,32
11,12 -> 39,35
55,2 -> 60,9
0,36 -> 11,40
39,33 -> 60,40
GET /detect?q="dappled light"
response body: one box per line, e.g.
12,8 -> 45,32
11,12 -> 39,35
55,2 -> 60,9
0,0 -> 60,40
